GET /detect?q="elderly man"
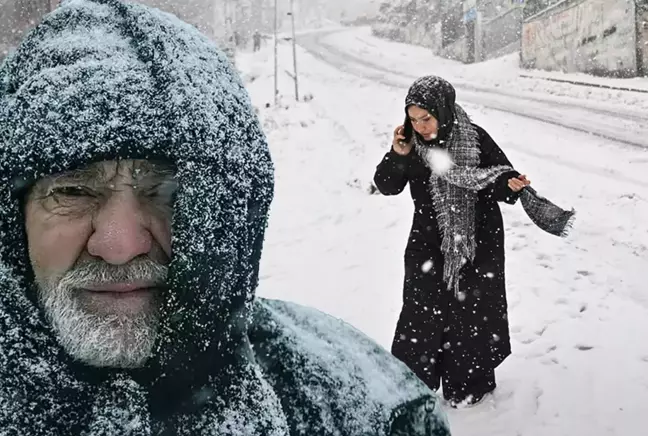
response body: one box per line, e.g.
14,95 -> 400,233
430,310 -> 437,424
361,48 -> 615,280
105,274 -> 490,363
0,0 -> 451,434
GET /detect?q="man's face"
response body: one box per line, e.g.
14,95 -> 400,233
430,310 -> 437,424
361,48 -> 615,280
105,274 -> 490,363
24,159 -> 176,368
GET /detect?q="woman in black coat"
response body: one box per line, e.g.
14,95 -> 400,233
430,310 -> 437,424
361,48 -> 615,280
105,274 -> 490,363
374,76 -> 532,408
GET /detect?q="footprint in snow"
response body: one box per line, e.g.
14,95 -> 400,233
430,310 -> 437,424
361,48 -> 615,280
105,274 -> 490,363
540,356 -> 560,366
510,242 -> 528,251
385,219 -> 400,229
518,326 -> 548,345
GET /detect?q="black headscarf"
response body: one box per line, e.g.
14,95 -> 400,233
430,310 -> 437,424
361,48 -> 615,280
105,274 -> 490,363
403,76 -> 457,145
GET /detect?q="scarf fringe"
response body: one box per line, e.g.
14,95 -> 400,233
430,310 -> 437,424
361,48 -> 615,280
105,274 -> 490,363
416,105 -> 576,297
561,209 -> 576,237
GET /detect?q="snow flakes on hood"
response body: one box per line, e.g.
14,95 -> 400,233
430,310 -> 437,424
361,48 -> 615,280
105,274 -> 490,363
0,0 -> 280,433
250,299 -> 450,435
0,0 -> 272,352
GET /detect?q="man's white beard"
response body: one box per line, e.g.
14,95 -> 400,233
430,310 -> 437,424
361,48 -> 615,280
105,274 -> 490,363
37,259 -> 166,369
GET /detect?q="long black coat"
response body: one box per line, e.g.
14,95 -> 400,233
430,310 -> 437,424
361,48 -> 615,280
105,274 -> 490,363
374,124 -> 520,398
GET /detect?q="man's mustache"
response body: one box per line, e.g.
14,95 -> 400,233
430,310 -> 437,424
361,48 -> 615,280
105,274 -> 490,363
58,257 -> 168,289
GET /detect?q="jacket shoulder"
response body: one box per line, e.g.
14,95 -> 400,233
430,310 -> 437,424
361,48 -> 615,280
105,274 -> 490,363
248,298 -> 451,435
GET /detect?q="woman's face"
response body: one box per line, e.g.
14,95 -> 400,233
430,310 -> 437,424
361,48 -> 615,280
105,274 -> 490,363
407,105 -> 439,141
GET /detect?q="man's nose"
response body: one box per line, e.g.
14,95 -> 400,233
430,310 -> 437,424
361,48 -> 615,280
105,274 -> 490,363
87,189 -> 152,265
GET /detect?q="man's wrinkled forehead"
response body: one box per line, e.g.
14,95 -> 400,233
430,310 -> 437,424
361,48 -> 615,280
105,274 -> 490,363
33,160 -> 175,192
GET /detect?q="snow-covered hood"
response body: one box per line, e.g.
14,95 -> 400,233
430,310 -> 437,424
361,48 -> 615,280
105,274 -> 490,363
0,0 -> 272,370
404,75 -> 457,144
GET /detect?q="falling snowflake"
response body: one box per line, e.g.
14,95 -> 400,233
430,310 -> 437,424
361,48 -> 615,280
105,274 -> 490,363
423,147 -> 454,175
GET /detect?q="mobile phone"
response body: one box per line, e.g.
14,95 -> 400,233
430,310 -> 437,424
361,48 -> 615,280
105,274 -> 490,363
403,116 -> 413,143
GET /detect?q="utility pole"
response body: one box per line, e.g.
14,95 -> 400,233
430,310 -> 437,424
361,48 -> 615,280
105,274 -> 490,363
288,0 -> 299,101
273,0 -> 279,105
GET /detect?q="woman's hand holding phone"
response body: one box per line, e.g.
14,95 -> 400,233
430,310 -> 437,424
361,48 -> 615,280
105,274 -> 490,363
392,125 -> 413,156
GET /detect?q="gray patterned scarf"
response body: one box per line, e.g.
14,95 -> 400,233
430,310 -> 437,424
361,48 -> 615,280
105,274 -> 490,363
406,77 -> 575,296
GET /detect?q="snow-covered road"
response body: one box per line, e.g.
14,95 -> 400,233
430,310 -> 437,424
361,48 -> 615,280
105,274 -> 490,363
298,27 -> 648,149
239,27 -> 648,436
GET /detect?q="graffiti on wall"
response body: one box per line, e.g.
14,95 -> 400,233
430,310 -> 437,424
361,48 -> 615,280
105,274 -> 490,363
521,0 -> 637,76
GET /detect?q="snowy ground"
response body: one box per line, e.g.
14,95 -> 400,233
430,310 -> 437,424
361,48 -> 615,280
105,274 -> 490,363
239,28 -> 648,436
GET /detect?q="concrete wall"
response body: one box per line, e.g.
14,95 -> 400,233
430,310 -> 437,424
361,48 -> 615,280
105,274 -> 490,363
371,23 -> 409,43
639,3 -> 648,75
442,35 -> 468,62
370,0 -> 522,64
482,6 -> 523,60
521,0 -> 638,77
405,21 -> 442,52
371,21 -> 442,52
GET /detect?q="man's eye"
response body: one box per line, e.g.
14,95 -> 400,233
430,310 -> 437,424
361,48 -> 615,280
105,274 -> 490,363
48,186 -> 96,198
144,180 -> 177,201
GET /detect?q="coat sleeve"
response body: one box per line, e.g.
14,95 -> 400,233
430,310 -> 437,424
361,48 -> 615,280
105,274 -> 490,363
373,149 -> 410,196
477,126 -> 521,205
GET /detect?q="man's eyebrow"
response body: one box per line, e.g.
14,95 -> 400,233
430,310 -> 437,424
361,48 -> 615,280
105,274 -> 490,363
26,166 -> 102,199
141,163 -> 175,177
130,162 -> 176,182
39,166 -> 104,190
53,168 -> 103,184
32,161 -> 176,196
